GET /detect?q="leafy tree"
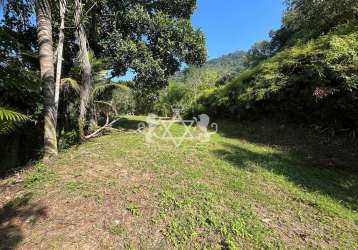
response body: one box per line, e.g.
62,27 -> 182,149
185,67 -> 219,90
0,0 -> 45,169
246,41 -> 273,67
98,0 -> 207,97
156,51 -> 250,117
154,81 -> 192,116
112,88 -> 136,115
271,0 -> 358,49
0,0 -> 40,115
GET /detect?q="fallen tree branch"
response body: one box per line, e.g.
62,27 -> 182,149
85,118 -> 119,139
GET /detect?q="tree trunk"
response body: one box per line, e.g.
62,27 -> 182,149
36,0 -> 58,157
75,0 -> 92,141
54,0 -> 67,129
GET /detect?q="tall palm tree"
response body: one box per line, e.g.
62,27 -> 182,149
75,0 -> 92,141
35,0 -> 58,157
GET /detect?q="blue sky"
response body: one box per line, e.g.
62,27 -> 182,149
192,0 -> 285,59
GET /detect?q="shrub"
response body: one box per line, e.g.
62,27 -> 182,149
154,81 -> 193,116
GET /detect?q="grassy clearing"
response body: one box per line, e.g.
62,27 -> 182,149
0,116 -> 357,249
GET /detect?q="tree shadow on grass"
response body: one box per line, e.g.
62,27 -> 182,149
213,141 -> 358,211
217,119 -> 358,173
113,117 -> 146,131
0,193 -> 47,249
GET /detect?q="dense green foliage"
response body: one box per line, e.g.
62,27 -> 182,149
0,0 -> 40,127
155,81 -> 193,116
155,51 -> 249,116
112,88 -> 136,115
99,0 -> 207,93
281,0 -> 358,42
195,24 -> 358,125
157,0 -> 358,131
0,0 -> 205,171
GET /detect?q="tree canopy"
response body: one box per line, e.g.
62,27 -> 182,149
98,0 -> 207,92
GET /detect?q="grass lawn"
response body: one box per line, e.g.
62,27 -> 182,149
0,116 -> 357,249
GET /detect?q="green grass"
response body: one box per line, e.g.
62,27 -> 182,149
109,222 -> 126,236
4,116 -> 357,249
23,162 -> 57,190
127,203 -> 141,217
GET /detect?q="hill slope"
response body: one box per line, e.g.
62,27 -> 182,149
193,23 -> 358,130
205,50 -> 247,72
172,51 -> 247,82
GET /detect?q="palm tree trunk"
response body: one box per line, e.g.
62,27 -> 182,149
54,0 -> 67,128
36,0 -> 58,157
75,0 -> 92,141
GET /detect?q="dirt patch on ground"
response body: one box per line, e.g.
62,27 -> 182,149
1,157 -> 169,249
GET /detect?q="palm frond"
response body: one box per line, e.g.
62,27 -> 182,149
0,107 -> 29,122
91,83 -> 129,99
0,121 -> 18,135
61,77 -> 81,93
93,101 -> 118,116
94,100 -> 113,107
0,107 -> 30,135
93,70 -> 109,82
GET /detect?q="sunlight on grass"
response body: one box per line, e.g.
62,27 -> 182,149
20,116 -> 358,249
